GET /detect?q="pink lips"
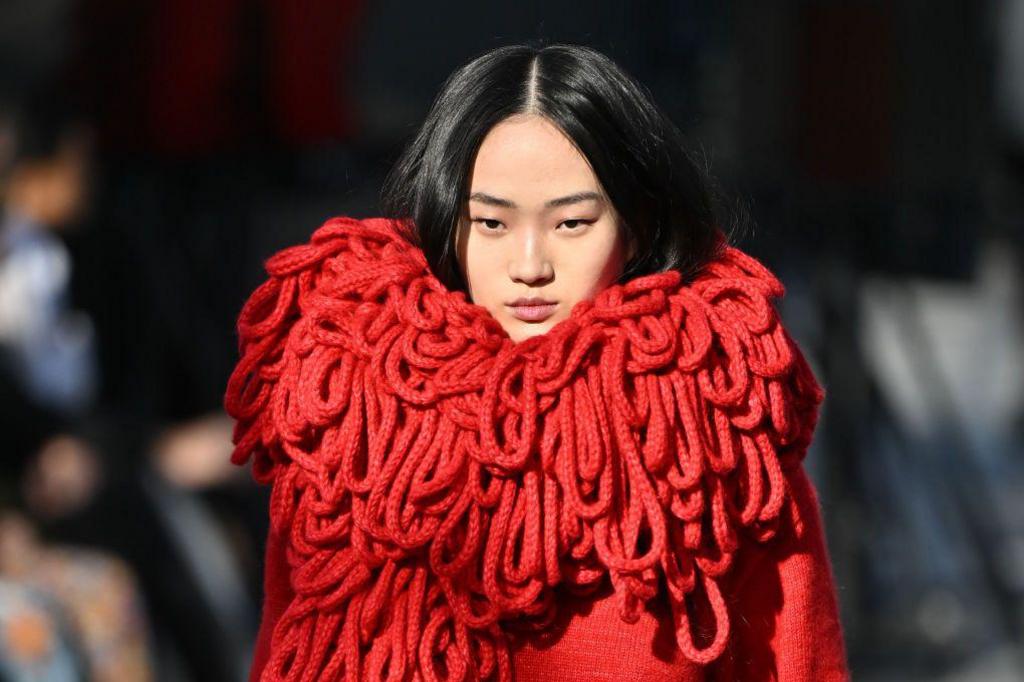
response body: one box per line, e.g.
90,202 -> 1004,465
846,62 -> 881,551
506,297 -> 558,322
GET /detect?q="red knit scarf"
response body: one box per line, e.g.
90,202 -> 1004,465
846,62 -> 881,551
224,215 -> 824,681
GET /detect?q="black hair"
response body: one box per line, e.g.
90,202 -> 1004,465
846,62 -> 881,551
1,87 -> 87,179
380,41 -> 739,293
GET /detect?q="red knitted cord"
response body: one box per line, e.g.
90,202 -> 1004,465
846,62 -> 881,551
224,216 -> 825,681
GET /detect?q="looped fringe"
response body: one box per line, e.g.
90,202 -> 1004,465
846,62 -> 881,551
225,216 -> 825,680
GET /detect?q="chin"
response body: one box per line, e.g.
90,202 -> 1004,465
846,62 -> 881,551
505,317 -> 560,343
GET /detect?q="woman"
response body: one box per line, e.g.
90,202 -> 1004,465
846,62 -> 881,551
225,43 -> 850,680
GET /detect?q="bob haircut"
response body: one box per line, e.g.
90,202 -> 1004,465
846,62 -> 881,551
380,41 -> 737,294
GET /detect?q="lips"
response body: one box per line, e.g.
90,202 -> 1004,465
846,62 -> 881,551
506,299 -> 558,322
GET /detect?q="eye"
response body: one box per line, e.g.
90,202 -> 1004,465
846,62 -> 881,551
558,219 -> 593,231
474,219 -> 504,231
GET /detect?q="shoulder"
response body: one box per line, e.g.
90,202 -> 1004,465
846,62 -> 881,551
223,215 -> 421,484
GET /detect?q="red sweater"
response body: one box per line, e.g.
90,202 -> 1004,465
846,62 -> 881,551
248,464 -> 849,681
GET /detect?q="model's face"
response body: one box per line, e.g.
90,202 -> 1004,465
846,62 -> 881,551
456,114 -> 634,344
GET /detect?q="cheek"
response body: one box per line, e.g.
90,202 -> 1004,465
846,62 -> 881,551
565,235 -> 626,297
462,242 -> 499,305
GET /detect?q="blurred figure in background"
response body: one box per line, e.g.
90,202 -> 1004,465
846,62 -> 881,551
0,91 -> 156,681
0,92 -> 97,515
0,95 -> 95,418
0,571 -> 85,682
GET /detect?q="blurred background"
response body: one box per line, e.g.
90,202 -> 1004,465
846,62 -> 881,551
0,0 -> 1021,680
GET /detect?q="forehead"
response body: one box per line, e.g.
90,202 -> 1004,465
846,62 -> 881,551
469,115 -> 601,200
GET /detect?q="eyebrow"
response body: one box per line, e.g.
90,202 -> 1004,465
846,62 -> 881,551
468,191 -> 603,209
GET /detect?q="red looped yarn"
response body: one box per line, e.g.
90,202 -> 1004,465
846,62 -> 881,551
224,216 -> 825,681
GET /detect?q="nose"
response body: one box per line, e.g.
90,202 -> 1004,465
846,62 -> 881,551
507,226 -> 554,285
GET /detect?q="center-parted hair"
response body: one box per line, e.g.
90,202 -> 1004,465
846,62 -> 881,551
379,42 -> 738,293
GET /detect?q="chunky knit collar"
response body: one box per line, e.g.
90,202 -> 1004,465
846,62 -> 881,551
225,215 -> 824,681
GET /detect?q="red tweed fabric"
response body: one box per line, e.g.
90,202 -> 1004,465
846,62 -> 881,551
225,216 -> 850,681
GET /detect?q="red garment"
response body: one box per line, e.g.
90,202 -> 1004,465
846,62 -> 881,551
226,216 -> 851,681
249,465 -> 848,681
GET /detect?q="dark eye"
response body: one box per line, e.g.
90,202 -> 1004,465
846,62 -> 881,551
559,219 -> 591,230
476,219 -> 503,231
